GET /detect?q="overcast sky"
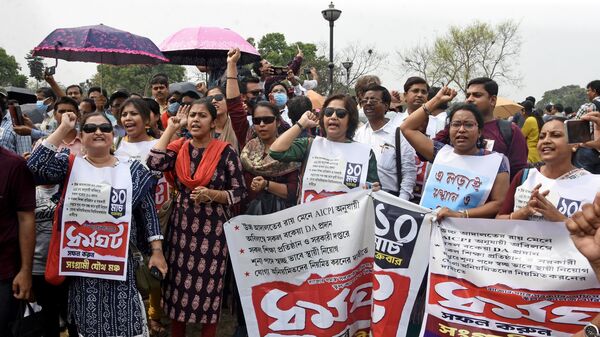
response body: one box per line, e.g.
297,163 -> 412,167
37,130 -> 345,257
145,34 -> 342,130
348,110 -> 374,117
2,0 -> 599,102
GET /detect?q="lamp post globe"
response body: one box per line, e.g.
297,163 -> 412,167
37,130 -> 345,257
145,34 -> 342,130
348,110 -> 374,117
322,2 -> 342,95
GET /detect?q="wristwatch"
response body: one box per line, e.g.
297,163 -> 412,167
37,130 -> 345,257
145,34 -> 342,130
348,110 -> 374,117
585,323 -> 600,337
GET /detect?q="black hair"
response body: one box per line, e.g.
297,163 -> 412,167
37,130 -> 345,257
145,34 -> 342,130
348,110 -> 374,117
240,76 -> 261,94
403,76 -> 429,93
118,98 -> 152,127
88,86 -> 107,98
287,96 -> 312,124
181,90 -> 201,100
587,80 -> 600,96
364,84 -> 392,105
268,81 -> 290,94
80,111 -> 113,129
109,91 -> 129,106
191,98 -> 218,121
545,116 -> 568,124
553,103 -> 564,113
81,98 -> 96,112
36,87 -> 56,101
252,60 -> 264,77
252,101 -> 280,117
466,77 -> 498,96
523,100 -> 544,131
143,98 -> 162,132
545,104 -> 553,113
320,94 -> 359,140
54,96 -> 79,114
444,103 -> 485,148
429,87 -> 448,110
525,96 -> 536,104
66,84 -> 83,95
150,73 -> 169,86
564,106 -> 573,114
206,85 -> 225,96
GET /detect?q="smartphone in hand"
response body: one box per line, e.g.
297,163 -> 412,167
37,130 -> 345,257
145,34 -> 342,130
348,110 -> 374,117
565,120 -> 594,144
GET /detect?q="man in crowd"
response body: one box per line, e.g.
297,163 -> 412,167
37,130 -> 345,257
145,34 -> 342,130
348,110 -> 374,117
462,77 -> 528,180
0,146 -> 35,336
354,84 -> 417,200
79,98 -> 96,115
240,76 -> 264,111
253,48 -> 303,92
88,87 -> 108,114
151,74 -> 170,126
576,80 -> 600,119
13,87 -> 57,142
0,89 -> 32,154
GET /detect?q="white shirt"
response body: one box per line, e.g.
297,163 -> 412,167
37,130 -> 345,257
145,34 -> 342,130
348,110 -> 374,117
426,111 -> 447,139
354,116 -> 417,200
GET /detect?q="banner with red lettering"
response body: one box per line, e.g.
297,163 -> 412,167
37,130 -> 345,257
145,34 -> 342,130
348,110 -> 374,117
422,218 -> 600,337
371,191 -> 432,337
226,190 -> 375,337
59,157 -> 132,281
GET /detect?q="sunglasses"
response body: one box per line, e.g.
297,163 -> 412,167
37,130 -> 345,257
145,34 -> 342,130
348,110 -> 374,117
82,123 -> 113,134
207,94 -> 225,102
323,108 -> 348,119
252,116 -> 276,125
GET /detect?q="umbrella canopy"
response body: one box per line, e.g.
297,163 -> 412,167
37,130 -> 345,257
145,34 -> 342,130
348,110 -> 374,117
4,86 -> 36,104
33,24 -> 168,65
494,97 -> 523,119
306,90 -> 325,110
160,26 -> 260,66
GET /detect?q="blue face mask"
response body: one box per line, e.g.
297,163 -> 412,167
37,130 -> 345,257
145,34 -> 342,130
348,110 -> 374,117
273,93 -> 288,108
36,99 -> 49,112
168,102 -> 180,115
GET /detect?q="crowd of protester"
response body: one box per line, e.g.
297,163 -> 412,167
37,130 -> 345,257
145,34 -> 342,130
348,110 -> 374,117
1,46 -> 600,337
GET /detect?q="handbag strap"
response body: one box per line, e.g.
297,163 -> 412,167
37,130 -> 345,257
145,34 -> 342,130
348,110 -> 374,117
395,127 -> 403,195
53,154 -> 77,232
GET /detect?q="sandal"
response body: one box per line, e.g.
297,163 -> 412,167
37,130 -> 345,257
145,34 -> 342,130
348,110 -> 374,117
149,319 -> 167,337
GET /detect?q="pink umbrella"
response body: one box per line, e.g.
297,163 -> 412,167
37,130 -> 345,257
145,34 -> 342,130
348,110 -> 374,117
159,26 -> 260,66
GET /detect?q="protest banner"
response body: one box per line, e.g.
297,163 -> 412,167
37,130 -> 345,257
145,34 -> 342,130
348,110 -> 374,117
225,190 -> 374,337
371,191 -> 433,337
423,218 -> 600,337
59,157 -> 132,281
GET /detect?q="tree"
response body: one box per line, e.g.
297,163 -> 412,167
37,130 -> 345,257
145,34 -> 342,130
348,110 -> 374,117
25,50 -> 45,84
397,20 -> 521,93
537,85 -> 587,111
254,33 -> 387,95
89,64 -> 186,95
0,47 -> 28,87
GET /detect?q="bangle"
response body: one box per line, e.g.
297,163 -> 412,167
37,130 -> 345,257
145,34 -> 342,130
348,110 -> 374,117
295,121 -> 305,130
226,76 -> 237,80
422,104 -> 431,115
465,209 -> 469,218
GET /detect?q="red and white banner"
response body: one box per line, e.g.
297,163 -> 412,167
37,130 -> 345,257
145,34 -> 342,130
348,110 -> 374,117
371,191 -> 432,337
225,190 -> 433,337
59,157 -> 132,281
422,218 -> 600,337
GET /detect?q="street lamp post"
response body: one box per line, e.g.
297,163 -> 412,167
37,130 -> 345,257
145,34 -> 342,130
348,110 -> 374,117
342,60 -> 353,93
322,2 -> 341,95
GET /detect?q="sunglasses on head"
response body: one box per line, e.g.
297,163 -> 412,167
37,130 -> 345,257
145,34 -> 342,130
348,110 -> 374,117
207,94 -> 225,102
82,123 -> 113,134
323,107 -> 348,119
252,116 -> 276,125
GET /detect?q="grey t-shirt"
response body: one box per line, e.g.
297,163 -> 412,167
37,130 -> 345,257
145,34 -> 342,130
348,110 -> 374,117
33,185 -> 58,275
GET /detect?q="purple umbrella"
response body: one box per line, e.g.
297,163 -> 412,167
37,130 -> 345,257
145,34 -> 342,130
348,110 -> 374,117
159,26 -> 260,66
33,24 -> 168,65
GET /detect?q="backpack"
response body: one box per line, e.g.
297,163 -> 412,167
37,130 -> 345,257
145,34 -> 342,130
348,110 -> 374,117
497,119 -> 513,149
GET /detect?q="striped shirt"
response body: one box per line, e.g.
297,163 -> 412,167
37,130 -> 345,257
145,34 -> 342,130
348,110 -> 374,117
0,112 -> 32,155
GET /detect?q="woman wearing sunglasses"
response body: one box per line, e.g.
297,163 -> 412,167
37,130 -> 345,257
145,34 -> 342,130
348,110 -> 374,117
401,86 -> 509,220
147,98 -> 246,337
27,111 -> 168,337
270,94 -> 380,203
204,48 -> 250,152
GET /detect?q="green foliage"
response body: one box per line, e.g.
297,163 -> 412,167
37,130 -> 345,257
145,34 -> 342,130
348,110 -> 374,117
257,33 -> 319,68
537,85 -> 587,111
26,50 -> 45,82
90,63 -> 186,95
0,47 -> 28,87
